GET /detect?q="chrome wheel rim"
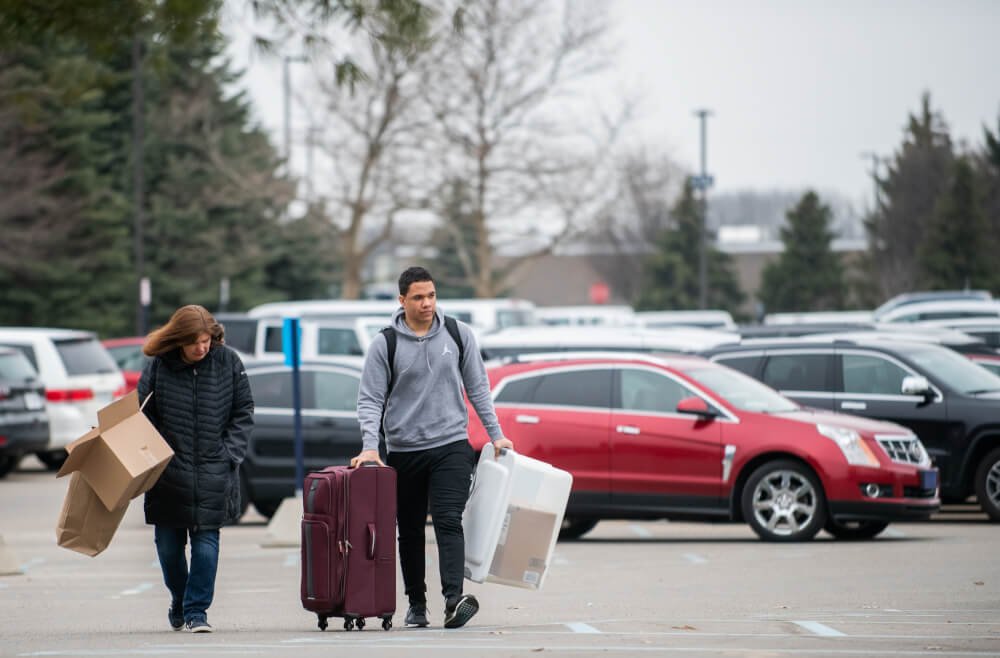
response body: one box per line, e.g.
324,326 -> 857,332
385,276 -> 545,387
751,470 -> 818,537
986,460 -> 1000,508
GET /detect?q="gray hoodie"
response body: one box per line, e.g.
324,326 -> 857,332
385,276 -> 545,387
357,308 -> 504,453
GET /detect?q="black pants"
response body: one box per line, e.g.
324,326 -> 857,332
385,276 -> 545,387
387,439 -> 475,606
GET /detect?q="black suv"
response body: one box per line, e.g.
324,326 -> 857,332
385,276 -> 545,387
703,338 -> 1000,520
0,347 -> 49,477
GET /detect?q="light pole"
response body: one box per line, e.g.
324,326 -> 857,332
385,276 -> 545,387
692,109 -> 714,310
859,151 -> 884,212
283,55 -> 307,167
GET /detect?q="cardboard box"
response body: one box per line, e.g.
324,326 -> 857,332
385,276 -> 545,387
56,390 -> 173,511
55,473 -> 129,557
488,506 -> 557,588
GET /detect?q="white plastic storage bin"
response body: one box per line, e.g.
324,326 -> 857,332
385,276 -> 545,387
462,446 -> 573,589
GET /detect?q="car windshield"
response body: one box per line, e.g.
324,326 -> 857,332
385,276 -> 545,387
685,366 -> 800,413
907,347 -> 1000,394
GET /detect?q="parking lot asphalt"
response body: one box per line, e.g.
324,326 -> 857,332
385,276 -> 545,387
2,457 -> 999,657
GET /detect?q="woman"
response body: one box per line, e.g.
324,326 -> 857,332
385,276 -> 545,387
137,305 -> 254,633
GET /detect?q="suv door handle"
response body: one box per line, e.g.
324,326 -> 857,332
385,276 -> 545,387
515,414 -> 540,424
616,425 -> 640,435
841,401 -> 867,410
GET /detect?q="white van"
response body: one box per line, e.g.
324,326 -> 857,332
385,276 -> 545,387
247,298 -> 535,334
534,305 -> 636,327
0,328 -> 126,469
479,325 -> 737,360
635,310 -> 737,331
877,299 -> 1000,324
217,315 -> 376,363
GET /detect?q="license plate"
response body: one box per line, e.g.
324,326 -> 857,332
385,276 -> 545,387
23,392 -> 44,410
920,470 -> 938,489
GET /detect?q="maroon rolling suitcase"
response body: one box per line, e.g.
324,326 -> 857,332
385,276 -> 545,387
301,464 -> 397,631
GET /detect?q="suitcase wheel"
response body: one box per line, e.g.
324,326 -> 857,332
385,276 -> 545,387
317,615 -> 328,631
382,617 -> 392,631
356,617 -> 366,630
344,618 -> 354,631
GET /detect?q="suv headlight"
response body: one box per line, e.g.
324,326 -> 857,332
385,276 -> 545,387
817,424 -> 880,467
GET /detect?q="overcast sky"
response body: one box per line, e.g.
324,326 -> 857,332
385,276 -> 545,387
225,0 -> 1000,211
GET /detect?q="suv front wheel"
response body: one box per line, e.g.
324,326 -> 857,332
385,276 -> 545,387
974,447 -> 1000,521
742,460 -> 826,542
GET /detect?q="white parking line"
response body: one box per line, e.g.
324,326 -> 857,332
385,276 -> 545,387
793,620 -> 846,636
565,622 -> 602,634
19,557 -> 45,572
116,582 -> 153,597
682,553 -> 708,564
628,524 -> 652,538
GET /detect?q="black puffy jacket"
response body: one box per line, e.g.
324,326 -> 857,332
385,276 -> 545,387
137,344 -> 254,530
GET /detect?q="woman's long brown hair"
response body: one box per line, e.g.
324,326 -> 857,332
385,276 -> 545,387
143,305 -> 225,357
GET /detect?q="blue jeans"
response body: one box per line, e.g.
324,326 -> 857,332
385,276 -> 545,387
154,526 -> 220,622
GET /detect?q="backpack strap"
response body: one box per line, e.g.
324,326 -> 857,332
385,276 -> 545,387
443,315 -> 466,371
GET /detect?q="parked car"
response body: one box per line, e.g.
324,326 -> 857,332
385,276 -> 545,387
915,318 -> 1000,348
0,347 -> 49,477
872,289 -> 992,321
636,310 -> 738,331
480,325 -> 737,361
465,353 -> 939,541
703,338 -> 1000,520
240,358 -> 366,518
215,313 -> 374,362
102,336 -> 149,393
0,328 -> 125,469
876,299 -> 1000,324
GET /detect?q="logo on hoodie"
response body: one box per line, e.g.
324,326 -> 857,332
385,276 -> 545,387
442,344 -> 453,357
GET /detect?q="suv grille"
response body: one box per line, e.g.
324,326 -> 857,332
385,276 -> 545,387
876,435 -> 926,465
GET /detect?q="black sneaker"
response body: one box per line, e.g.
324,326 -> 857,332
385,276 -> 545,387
168,602 -> 184,631
186,617 -> 212,633
443,594 -> 479,629
405,602 -> 429,627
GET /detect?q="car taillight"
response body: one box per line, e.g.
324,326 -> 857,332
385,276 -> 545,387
46,388 -> 95,402
113,385 -> 127,398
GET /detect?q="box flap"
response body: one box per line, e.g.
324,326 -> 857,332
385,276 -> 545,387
56,472 -> 129,557
97,390 -> 139,431
55,427 -> 102,478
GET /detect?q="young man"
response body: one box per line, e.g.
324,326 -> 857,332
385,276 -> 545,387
350,266 -> 512,629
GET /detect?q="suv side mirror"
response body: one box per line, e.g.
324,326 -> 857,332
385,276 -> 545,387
901,375 -> 932,399
676,396 -> 717,419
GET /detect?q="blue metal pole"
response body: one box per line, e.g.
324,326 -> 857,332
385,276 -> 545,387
290,318 -> 304,493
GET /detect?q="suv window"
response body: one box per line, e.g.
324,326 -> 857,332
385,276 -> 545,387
495,376 -> 541,403
317,328 -> 362,356
0,343 -> 38,370
502,369 -> 611,409
55,338 -> 118,376
619,368 -> 690,413
220,318 -> 258,354
248,371 -> 295,408
264,326 -> 283,353
841,354 -> 909,395
713,355 -> 760,376
0,351 -> 37,381
762,354 -> 830,392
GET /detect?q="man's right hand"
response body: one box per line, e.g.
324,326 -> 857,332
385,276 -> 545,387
349,449 -> 385,468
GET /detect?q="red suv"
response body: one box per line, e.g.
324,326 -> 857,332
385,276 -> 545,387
467,354 -> 940,542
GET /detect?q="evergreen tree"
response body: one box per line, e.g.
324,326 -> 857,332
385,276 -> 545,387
863,93 -> 953,299
917,157 -> 995,291
634,181 -> 745,314
759,191 -> 846,313
0,40 -> 132,336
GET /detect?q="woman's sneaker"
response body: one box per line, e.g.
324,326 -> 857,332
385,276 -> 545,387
443,594 -> 479,629
168,603 -> 184,631
186,617 -> 212,633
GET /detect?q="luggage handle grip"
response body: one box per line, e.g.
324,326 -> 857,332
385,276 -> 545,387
366,522 -> 376,560
359,461 -> 380,468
